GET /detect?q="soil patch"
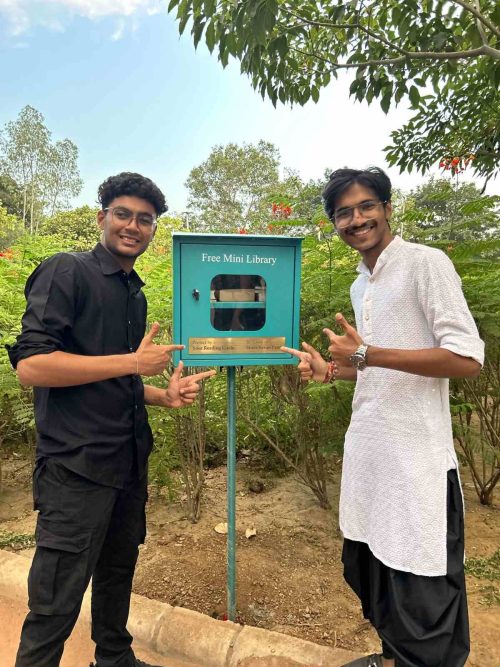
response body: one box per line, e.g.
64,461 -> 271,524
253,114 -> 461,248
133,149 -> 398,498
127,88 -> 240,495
1,456 -> 498,665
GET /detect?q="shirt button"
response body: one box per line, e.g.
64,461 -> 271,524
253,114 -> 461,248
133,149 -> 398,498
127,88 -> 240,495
129,346 -> 133,352
135,404 -> 138,410
369,277 -> 374,283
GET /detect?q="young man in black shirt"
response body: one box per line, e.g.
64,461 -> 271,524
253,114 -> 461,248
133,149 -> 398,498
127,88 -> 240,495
8,172 -> 215,667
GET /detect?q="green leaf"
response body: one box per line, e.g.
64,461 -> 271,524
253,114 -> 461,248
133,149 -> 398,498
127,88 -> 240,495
168,0 -> 181,12
252,0 -> 278,45
380,93 -> 391,114
205,20 -> 216,52
409,85 -> 421,107
192,19 -> 206,49
203,0 -> 216,17
273,35 -> 288,59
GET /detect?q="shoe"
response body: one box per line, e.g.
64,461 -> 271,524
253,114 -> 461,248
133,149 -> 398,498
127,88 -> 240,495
341,655 -> 383,667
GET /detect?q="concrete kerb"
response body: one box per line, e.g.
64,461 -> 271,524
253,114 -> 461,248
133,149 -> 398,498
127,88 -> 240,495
0,550 -> 360,667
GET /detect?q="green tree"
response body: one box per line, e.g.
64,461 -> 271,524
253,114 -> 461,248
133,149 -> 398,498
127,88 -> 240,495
168,0 -> 500,178
186,140 -> 280,231
393,177 -> 500,241
0,106 -> 49,232
39,206 -> 100,250
0,174 -> 23,218
0,205 -> 23,250
43,139 -> 83,218
386,58 -> 499,179
0,105 -> 82,233
267,170 -> 325,226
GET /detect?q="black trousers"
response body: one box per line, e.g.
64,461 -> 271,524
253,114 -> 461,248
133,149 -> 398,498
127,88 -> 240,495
16,458 -> 147,667
342,469 -> 469,667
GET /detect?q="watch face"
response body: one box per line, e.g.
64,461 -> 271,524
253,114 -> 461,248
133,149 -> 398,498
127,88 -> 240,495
350,348 -> 367,370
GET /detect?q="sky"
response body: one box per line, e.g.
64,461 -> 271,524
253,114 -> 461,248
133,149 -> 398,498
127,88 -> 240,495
0,0 -> 495,215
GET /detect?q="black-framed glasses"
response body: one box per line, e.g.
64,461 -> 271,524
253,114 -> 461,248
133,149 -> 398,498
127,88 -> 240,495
332,200 -> 387,229
104,206 -> 157,229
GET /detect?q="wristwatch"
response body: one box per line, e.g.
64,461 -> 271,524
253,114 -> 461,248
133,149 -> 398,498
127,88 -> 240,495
349,344 -> 369,371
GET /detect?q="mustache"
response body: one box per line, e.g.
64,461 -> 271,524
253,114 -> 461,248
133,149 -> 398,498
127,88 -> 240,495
344,218 -> 377,234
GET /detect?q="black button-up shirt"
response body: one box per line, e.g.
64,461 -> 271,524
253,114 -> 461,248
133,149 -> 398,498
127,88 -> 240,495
7,243 -> 153,488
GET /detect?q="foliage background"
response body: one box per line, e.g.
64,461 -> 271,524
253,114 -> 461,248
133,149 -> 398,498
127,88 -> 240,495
0,163 -> 500,502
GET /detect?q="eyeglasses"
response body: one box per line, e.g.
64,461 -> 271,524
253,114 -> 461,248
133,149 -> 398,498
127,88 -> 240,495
104,206 -> 157,229
332,200 -> 387,229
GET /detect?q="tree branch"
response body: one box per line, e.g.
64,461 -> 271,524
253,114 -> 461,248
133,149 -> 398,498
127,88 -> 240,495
290,45 -> 497,72
281,4 -> 500,60
451,0 -> 500,39
282,10 -> 409,57
473,0 -> 489,45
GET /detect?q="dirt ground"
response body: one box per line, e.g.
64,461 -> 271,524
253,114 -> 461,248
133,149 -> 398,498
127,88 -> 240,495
1,455 -> 499,665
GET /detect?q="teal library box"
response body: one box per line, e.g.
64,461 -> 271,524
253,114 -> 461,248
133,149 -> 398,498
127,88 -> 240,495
172,233 -> 302,367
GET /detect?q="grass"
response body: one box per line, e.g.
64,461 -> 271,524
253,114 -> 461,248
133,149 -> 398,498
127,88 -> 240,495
465,549 -> 500,607
0,530 -> 35,549
465,549 -> 500,580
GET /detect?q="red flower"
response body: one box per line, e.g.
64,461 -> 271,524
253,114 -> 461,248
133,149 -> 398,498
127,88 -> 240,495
238,229 -> 248,234
268,224 -> 275,232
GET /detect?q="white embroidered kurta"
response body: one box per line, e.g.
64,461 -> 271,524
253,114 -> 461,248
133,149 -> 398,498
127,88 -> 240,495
339,236 -> 484,576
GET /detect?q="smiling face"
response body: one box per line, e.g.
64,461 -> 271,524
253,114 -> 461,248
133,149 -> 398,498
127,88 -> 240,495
97,195 -> 156,272
333,182 -> 393,267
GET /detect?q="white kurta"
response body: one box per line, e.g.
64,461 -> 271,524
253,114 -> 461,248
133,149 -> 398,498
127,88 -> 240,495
339,236 -> 484,576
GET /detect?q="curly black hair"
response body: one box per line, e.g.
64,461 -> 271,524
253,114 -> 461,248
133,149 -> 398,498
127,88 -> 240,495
97,172 -> 168,216
322,167 -> 391,221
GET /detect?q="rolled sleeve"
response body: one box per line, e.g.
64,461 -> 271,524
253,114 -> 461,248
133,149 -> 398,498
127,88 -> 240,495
417,249 -> 484,366
7,254 -> 77,369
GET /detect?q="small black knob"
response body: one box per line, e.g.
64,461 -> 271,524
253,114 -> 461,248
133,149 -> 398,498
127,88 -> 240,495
192,289 -> 200,301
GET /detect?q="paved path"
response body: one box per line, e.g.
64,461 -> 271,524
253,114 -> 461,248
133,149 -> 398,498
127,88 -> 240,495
1,550 -> 359,667
0,594 -> 200,667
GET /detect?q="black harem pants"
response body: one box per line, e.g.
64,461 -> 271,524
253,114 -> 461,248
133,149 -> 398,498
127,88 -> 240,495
15,457 -> 148,667
342,469 -> 469,667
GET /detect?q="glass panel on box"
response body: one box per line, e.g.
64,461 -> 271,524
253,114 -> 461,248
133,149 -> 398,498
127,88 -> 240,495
210,274 -> 266,331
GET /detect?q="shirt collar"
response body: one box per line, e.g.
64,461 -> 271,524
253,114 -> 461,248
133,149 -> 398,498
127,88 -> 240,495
356,235 -> 403,277
92,243 -> 145,288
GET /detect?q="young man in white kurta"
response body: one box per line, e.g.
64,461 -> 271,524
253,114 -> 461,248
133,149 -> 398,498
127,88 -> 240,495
343,235 -> 483,577
283,167 -> 483,667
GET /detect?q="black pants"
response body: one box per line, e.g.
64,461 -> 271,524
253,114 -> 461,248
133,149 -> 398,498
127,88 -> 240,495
16,458 -> 147,667
342,470 -> 469,667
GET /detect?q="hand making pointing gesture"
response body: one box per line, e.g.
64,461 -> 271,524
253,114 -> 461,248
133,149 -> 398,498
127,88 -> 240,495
280,341 -> 329,382
323,312 -> 363,366
135,322 -> 185,376
281,313 -> 363,383
164,362 -> 217,408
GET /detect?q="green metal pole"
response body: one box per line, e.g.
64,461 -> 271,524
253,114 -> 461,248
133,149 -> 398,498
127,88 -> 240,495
226,366 -> 237,621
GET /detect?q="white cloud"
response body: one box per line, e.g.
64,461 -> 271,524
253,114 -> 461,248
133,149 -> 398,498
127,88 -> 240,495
0,0 -> 162,35
50,0 -> 161,19
111,18 -> 125,41
0,0 -> 30,35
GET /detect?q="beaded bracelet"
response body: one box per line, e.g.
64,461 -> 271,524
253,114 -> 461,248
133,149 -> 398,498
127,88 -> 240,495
323,360 -> 337,384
